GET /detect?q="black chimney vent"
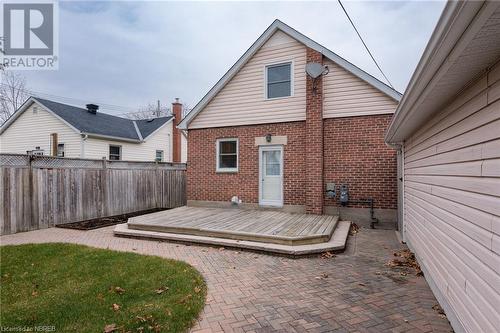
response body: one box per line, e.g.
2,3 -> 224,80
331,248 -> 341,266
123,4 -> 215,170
86,104 -> 99,114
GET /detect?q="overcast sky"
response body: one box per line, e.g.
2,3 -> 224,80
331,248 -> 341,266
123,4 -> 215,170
21,0 -> 446,116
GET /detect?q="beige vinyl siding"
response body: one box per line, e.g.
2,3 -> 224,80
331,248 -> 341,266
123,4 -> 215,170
323,60 -> 398,118
190,31 -> 306,129
0,103 -> 81,157
403,63 -> 500,333
83,121 -> 173,162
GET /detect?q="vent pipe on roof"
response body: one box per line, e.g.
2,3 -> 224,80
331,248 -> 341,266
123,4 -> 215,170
86,104 -> 99,114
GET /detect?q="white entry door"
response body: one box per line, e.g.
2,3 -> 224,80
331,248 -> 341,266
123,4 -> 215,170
259,145 -> 283,207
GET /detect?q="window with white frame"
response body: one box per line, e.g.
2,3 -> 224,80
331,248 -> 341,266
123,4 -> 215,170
266,62 -> 292,99
109,145 -> 121,160
216,138 -> 238,172
57,143 -> 65,157
155,150 -> 164,162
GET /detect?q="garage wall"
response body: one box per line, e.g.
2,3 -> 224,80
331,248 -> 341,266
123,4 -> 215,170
403,62 -> 500,332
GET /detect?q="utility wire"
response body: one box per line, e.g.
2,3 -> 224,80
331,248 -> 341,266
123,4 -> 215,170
0,82 -> 140,113
337,0 -> 395,89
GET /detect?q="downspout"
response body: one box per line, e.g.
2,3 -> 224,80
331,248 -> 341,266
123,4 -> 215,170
80,133 -> 88,158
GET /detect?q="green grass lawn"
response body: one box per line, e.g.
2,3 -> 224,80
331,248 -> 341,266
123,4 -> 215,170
0,243 -> 206,332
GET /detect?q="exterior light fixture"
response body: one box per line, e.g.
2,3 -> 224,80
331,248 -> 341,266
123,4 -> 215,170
266,134 -> 272,143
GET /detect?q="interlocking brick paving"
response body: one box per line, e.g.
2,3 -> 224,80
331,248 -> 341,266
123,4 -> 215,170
1,226 -> 452,333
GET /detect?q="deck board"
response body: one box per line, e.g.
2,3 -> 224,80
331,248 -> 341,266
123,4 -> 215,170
128,206 -> 339,246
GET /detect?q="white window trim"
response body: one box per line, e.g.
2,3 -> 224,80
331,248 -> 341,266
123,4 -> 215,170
109,144 -> 122,161
264,61 -> 294,100
216,138 -> 238,173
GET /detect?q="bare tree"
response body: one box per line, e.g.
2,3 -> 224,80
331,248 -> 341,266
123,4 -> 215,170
123,101 -> 171,120
0,70 -> 29,124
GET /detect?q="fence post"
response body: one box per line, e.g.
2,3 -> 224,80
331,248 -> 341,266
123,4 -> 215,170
28,154 -> 35,231
101,157 -> 108,217
155,161 -> 161,208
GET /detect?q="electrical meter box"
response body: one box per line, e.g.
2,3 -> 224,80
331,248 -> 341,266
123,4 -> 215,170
326,183 -> 336,198
339,184 -> 349,206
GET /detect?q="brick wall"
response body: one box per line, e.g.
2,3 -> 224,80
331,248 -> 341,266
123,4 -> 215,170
323,115 -> 397,209
187,114 -> 397,210
305,48 -> 324,214
187,122 -> 306,205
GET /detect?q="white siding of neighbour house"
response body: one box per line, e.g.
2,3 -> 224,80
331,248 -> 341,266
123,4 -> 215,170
83,121 -> 174,162
403,63 -> 500,333
0,103 -> 82,157
181,133 -> 188,163
189,31 -> 307,129
323,60 -> 398,118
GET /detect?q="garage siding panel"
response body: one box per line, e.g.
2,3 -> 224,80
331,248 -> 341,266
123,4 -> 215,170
403,62 -> 500,332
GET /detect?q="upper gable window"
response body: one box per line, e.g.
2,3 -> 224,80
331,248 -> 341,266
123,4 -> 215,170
266,63 -> 292,99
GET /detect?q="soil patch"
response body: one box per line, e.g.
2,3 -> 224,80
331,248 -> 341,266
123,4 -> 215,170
56,208 -> 168,230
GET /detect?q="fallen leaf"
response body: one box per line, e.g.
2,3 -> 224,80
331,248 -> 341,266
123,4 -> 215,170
31,290 -> 38,297
349,223 -> 360,235
112,303 -> 120,311
194,286 -> 202,294
114,286 -> 126,294
155,287 -> 169,294
321,251 -> 336,259
219,247 -> 225,251
315,273 -> 329,280
103,324 -> 117,333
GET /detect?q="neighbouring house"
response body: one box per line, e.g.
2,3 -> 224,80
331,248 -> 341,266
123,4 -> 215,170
0,97 -> 187,163
385,1 -> 500,332
178,20 -> 402,225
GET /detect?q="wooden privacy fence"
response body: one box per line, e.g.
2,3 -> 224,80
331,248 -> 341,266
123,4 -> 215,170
0,154 -> 187,235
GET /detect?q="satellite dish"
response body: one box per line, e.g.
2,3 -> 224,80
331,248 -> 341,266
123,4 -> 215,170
306,62 -> 327,79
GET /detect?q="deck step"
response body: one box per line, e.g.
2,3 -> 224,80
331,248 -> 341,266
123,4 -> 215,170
113,221 -> 351,256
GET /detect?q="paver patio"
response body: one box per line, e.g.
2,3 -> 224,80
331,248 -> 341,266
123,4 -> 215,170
0,226 -> 452,333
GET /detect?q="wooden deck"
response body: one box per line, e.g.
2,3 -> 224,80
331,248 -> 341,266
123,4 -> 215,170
126,206 -> 339,246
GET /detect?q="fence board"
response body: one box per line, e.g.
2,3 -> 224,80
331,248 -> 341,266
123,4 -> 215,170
0,154 -> 186,235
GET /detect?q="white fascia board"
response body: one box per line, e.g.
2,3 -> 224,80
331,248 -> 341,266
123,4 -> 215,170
132,120 -> 144,141
83,132 -> 142,143
179,19 -> 402,130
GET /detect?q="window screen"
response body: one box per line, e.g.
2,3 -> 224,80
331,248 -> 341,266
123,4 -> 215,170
217,139 -> 238,171
109,145 -> 121,161
267,63 -> 291,98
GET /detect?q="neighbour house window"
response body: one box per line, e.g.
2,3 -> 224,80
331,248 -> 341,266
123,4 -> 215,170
216,138 -> 238,172
57,143 -> 65,157
266,63 -> 292,99
109,145 -> 121,160
155,150 -> 164,162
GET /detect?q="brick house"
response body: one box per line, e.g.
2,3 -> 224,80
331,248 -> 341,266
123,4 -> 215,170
179,20 -> 402,225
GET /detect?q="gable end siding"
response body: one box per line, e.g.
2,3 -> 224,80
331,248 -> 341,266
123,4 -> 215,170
0,103 -> 82,157
323,60 -> 398,118
189,31 -> 307,129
